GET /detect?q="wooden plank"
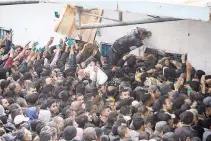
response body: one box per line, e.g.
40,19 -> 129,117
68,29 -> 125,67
54,4 -> 103,43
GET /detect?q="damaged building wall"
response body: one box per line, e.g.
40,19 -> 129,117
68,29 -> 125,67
95,10 -> 211,73
0,3 -> 65,46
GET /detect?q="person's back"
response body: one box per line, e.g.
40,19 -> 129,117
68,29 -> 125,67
130,130 -> 140,141
109,134 -> 120,141
113,33 -> 143,55
109,28 -> 151,66
174,125 -> 198,141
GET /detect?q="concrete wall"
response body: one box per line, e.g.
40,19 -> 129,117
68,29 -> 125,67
0,3 -> 66,47
0,4 -> 211,73
95,10 -> 211,73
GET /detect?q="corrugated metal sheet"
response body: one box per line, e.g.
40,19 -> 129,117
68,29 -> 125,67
54,4 -> 102,43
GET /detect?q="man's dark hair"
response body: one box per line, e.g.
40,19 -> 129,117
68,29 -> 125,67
11,109 -> 22,121
132,112 -> 142,120
8,82 -> 18,92
127,56 -> 136,67
137,105 -> 148,114
115,68 -> 124,78
26,93 -> 38,105
99,106 -> 110,116
120,105 -> 130,115
23,72 -> 32,80
162,124 -> 172,134
46,99 -> 57,109
179,111 -> 194,125
8,103 -> 20,113
36,121 -> 46,135
75,115 -> 88,129
92,117 -> 100,127
84,123 -> 95,129
191,137 -> 202,141
159,95 -> 169,106
142,94 -> 152,105
59,90 -> 69,101
76,93 -> 83,99
116,118 -> 127,125
11,72 -> 21,81
39,126 -> 56,141
18,76 -> 25,87
133,118 -> 145,130
144,115 -> 156,127
95,127 -> 103,139
16,98 -> 27,108
64,108 -> 74,119
203,118 -> 211,129
15,129 -> 26,141
107,112 -> 118,124
118,124 -> 128,139
64,118 -> 73,128
31,120 -> 41,132
139,132 -> 149,140
206,134 -> 211,141
192,125 -> 204,139
76,83 -> 85,94
0,80 -> 10,92
6,97 -> 15,104
0,115 -> 8,124
3,90 -> 14,98
120,88 -> 130,95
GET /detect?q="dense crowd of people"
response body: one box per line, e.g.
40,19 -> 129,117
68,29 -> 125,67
0,27 -> 211,141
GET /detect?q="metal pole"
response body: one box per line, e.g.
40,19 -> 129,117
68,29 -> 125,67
81,12 -> 120,22
76,7 -> 82,29
0,0 -> 66,5
0,0 -> 40,5
78,18 -> 182,29
119,11 -> 123,21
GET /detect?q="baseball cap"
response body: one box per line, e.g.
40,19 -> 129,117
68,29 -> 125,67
14,115 -> 29,125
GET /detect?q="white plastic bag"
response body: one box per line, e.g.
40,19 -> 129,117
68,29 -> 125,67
84,64 -> 108,85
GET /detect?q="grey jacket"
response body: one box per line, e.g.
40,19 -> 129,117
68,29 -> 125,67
130,130 -> 139,141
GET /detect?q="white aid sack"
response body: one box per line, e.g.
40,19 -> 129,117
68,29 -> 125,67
84,64 -> 108,85
129,45 -> 147,57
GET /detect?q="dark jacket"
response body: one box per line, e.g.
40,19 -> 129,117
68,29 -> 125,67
4,40 -> 11,54
109,32 -> 143,66
151,135 -> 162,141
174,125 -> 199,141
102,123 -> 113,135
68,53 -> 77,69
112,33 -> 143,55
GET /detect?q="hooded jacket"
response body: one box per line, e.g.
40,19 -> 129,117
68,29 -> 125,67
25,107 -> 37,121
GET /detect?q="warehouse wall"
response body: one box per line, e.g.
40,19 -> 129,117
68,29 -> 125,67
0,3 -> 65,47
95,10 -> 211,73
